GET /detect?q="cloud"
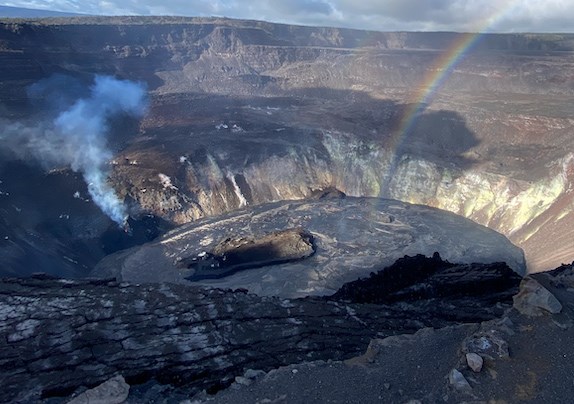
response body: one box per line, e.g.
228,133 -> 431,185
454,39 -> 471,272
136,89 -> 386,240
260,0 -> 334,16
320,0 -> 567,32
3,0 -> 574,32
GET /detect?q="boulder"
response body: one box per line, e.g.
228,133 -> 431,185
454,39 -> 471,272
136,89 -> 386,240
463,331 -> 509,360
449,369 -> 472,394
513,277 -> 563,316
67,375 -> 129,404
466,353 -> 484,372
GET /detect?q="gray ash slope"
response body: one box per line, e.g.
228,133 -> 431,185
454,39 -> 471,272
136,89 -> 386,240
94,196 -> 525,297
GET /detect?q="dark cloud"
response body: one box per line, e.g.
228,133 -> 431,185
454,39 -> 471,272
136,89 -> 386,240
4,0 -> 574,33
337,0 -> 454,23
257,0 -> 333,16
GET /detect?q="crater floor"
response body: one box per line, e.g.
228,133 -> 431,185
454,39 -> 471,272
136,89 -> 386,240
95,197 -> 525,297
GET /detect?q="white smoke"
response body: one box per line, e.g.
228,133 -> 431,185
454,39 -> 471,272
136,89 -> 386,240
0,75 -> 148,225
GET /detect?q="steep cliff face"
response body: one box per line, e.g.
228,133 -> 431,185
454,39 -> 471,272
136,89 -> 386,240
1,18 -> 574,100
1,17 -> 573,274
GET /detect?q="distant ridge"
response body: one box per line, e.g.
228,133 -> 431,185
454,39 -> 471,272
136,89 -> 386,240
0,5 -> 85,17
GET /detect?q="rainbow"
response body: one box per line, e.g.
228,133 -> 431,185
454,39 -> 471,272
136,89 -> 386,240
378,1 -> 519,196
399,32 -> 484,137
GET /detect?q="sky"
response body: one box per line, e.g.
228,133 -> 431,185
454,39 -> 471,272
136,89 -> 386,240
2,0 -> 574,33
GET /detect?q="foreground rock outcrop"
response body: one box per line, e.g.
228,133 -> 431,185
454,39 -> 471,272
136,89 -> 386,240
0,254 -> 521,403
331,253 -> 521,320
94,197 -> 525,297
199,263 -> 574,404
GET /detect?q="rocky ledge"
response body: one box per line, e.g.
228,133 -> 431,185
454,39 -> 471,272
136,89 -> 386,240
0,254 -> 522,403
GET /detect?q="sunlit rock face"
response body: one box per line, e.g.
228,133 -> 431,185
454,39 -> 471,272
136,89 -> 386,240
1,17 -> 573,274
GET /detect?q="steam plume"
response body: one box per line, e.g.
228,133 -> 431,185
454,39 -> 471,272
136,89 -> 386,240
1,75 -> 148,225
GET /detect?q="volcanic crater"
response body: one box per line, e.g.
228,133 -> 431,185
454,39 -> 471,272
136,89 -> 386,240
1,17 -> 573,277
1,16 -> 574,403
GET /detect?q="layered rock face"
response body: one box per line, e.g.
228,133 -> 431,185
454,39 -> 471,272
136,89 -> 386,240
1,17 -> 573,274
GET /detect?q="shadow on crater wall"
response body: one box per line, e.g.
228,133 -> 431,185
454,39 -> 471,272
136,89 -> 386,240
136,87 -> 480,172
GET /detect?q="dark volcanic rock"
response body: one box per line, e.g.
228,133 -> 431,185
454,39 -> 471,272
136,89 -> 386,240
309,187 -> 346,200
0,255 -> 521,403
333,253 -> 522,304
1,19 -> 573,99
331,253 -> 522,322
0,160 -> 171,278
182,228 -> 315,280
